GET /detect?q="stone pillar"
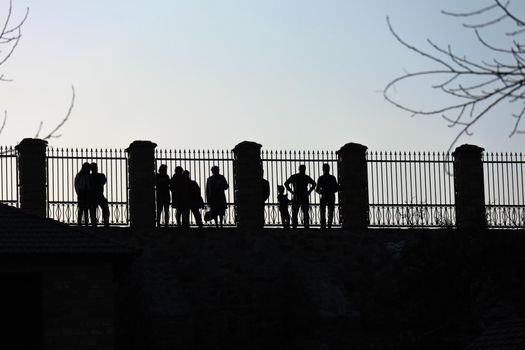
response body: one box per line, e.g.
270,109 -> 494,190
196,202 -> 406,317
15,138 -> 48,217
126,140 -> 157,228
337,143 -> 369,230
453,144 -> 486,230
233,141 -> 264,229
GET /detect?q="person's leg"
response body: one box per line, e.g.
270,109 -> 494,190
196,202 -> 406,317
77,205 -> 82,226
192,207 -> 203,228
279,209 -> 286,228
320,198 -> 327,229
219,214 -> 224,228
175,208 -> 182,227
327,202 -> 335,228
156,200 -> 162,227
101,197 -> 110,227
291,202 -> 299,228
163,204 -> 170,227
283,210 -> 290,229
90,203 -> 98,227
302,203 -> 310,228
83,209 -> 89,227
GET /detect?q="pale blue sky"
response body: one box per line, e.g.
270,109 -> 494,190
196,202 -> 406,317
1,0 -> 524,151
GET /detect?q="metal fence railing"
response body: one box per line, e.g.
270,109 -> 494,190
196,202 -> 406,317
484,152 -> 525,228
0,146 -> 18,207
155,149 -> 235,226
261,150 -> 339,227
46,148 -> 129,226
367,152 -> 456,228
3,144 -> 525,230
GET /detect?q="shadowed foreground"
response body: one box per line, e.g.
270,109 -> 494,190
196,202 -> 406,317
112,228 -> 525,349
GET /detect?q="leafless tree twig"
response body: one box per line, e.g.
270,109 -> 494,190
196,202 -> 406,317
385,1 -> 525,151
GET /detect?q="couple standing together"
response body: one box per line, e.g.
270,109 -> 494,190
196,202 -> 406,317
281,163 -> 339,229
74,162 -> 110,227
156,165 -> 229,228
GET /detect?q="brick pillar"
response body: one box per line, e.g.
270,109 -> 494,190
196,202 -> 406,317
126,140 -> 157,228
15,138 -> 48,217
233,141 -> 264,229
337,143 -> 369,230
453,144 -> 486,230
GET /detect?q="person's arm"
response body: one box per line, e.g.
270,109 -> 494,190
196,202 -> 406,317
223,176 -> 229,190
284,177 -> 294,194
315,177 -> 322,195
308,177 -> 316,194
74,175 -> 79,195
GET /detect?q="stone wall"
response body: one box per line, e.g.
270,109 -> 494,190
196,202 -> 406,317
114,227 -> 525,349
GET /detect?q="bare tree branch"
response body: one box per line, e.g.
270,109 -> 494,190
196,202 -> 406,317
41,86 -> 75,140
0,2 -> 74,141
385,0 -> 525,149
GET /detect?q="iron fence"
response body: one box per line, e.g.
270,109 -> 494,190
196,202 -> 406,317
3,143 -> 525,230
0,146 -> 18,207
155,149 -> 235,226
367,152 -> 456,228
46,148 -> 129,225
483,152 -> 525,228
261,150 -> 339,227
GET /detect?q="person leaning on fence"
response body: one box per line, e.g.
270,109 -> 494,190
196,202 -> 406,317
179,170 -> 192,227
169,166 -> 185,227
156,164 -> 171,227
316,163 -> 339,229
90,162 -> 110,228
206,165 -> 229,228
277,185 -> 290,229
285,164 -> 316,228
185,170 -> 204,228
74,162 -> 92,226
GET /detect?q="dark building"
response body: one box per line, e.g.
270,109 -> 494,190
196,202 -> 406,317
0,204 -> 134,350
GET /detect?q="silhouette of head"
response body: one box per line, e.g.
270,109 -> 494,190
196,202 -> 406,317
299,165 -> 306,174
175,166 -> 183,176
211,166 -> 219,175
81,162 -> 90,173
323,163 -> 330,174
91,163 -> 98,174
183,170 -> 190,179
277,185 -> 285,194
159,164 -> 167,175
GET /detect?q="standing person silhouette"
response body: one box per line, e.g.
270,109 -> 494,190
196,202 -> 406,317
285,164 -> 316,228
277,185 -> 290,229
179,170 -> 191,227
316,163 -> 339,229
156,164 -> 171,227
90,162 -> 110,227
186,170 -> 204,228
74,162 -> 92,226
206,165 -> 229,228
169,166 -> 184,227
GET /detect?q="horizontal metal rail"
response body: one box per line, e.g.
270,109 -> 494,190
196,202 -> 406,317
46,148 -> 129,226
367,151 -> 456,228
484,152 -> 525,228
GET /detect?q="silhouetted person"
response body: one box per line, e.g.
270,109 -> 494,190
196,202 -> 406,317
285,164 -> 316,228
186,170 -> 204,228
156,164 -> 171,227
316,163 -> 339,229
262,171 -> 270,203
277,185 -> 290,229
90,162 -> 110,227
179,170 -> 192,227
206,165 -> 229,228
169,166 -> 184,227
74,162 -> 92,226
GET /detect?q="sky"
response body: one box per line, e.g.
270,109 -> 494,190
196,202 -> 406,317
1,0 -> 525,152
